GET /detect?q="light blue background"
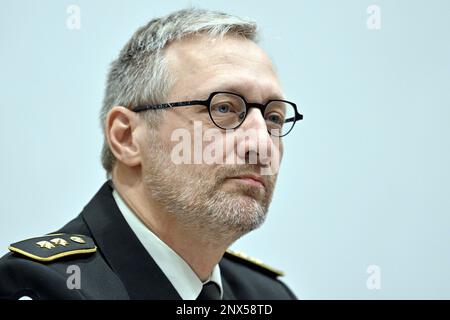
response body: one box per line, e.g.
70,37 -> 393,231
1,0 -> 449,299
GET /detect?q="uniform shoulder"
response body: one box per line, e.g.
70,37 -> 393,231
7,233 -> 96,263
224,249 -> 284,278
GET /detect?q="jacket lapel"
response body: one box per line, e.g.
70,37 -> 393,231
81,181 -> 181,300
221,276 -> 237,300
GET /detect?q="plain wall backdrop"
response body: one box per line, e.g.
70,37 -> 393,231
1,0 -> 449,299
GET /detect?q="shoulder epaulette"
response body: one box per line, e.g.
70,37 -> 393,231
225,249 -> 284,278
8,233 -> 96,262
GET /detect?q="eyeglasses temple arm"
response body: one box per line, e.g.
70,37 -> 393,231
132,100 -> 207,112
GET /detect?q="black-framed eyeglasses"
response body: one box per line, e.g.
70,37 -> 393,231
132,91 -> 303,137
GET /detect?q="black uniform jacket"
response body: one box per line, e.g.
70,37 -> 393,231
0,181 -> 297,300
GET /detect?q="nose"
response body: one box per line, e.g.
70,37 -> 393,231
234,108 -> 280,171
243,107 -> 267,131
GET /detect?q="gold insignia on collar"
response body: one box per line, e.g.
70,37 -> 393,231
36,241 -> 55,249
50,238 -> 68,246
70,236 -> 85,244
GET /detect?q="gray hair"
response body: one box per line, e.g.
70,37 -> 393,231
100,8 -> 259,176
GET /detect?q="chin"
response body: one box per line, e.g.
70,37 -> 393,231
221,183 -> 265,202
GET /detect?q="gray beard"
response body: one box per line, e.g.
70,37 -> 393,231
142,137 -> 273,246
144,168 -> 269,246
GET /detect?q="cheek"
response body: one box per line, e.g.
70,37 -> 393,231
203,130 -> 226,158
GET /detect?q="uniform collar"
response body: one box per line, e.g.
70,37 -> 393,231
112,189 -> 223,300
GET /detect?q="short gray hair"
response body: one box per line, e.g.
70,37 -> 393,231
100,8 -> 259,175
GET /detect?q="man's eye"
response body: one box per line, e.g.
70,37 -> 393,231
217,104 -> 230,113
266,113 -> 284,125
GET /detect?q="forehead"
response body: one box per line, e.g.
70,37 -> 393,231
164,34 -> 283,101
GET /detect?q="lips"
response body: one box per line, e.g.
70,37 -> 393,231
227,174 -> 266,189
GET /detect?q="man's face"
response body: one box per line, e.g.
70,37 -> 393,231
140,34 -> 284,241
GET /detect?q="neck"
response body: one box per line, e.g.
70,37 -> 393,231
111,167 -> 231,281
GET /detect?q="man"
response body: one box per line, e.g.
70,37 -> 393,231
0,8 -> 302,300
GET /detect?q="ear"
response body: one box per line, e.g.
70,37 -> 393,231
105,106 -> 142,168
